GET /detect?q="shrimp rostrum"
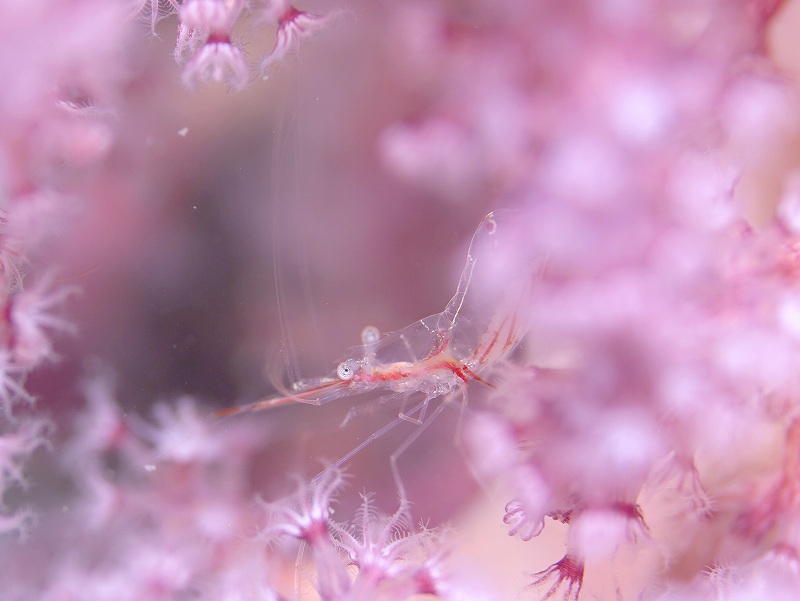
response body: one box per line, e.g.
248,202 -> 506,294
215,210 -> 533,429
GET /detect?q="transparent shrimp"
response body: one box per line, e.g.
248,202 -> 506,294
215,210 -> 529,416
214,210 -> 533,496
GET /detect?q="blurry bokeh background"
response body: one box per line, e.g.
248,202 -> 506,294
9,1 -> 800,598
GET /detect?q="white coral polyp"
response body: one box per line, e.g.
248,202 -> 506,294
260,8 -> 328,77
180,0 -> 241,32
182,41 -> 249,91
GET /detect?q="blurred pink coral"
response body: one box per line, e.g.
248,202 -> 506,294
1,1 -> 800,601
0,0 -> 129,544
8,272 -> 77,368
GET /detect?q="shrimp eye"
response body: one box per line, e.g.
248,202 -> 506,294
361,325 -> 380,345
337,361 -> 356,381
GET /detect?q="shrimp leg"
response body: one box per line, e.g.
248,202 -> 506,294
389,397 -> 452,503
313,410 -> 412,482
313,394 -> 454,504
313,396 -> 431,487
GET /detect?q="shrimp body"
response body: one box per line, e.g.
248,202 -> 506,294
214,325 -> 484,417
354,350 -> 471,396
214,210 -> 531,418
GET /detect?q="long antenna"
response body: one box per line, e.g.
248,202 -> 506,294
272,89 -> 302,388
436,212 -> 498,334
